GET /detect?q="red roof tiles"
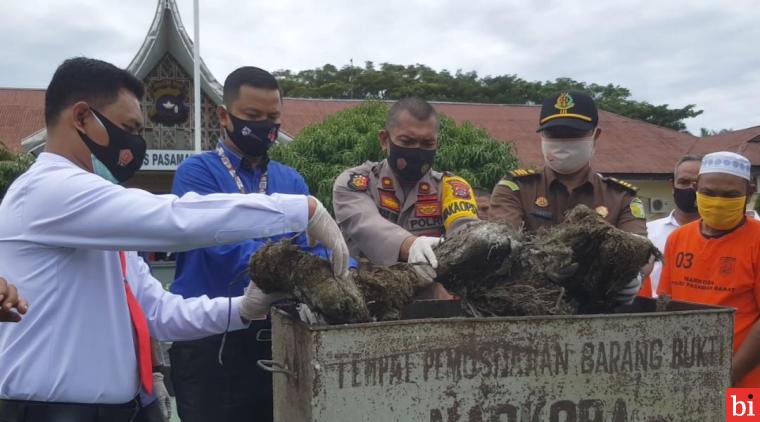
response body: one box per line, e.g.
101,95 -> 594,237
689,126 -> 760,164
0,88 -> 45,153
3,92 -> 757,175
282,98 -> 700,175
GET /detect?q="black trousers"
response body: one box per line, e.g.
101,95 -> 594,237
134,400 -> 163,422
169,321 -> 273,422
0,398 -> 140,422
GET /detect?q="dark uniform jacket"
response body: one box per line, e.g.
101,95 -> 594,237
489,166 -> 647,236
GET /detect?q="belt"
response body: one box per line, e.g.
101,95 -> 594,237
0,397 -> 140,422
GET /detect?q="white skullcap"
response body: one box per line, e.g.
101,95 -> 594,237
699,151 -> 751,181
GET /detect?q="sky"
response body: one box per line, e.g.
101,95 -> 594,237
1,0 -> 758,134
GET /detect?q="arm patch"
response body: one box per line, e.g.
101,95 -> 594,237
441,175 -> 478,229
347,173 -> 370,191
497,179 -> 520,191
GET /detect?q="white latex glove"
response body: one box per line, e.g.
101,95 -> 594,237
297,303 -> 327,325
306,197 -> 350,278
615,273 -> 642,305
152,372 -> 171,422
239,282 -> 291,321
408,236 -> 443,283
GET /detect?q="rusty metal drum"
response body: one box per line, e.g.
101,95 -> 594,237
261,298 -> 732,421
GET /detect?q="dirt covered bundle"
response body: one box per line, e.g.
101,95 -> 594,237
249,204 -> 659,324
433,221 -> 579,316
354,263 -> 429,321
528,205 -> 661,312
249,241 -> 427,323
249,241 -> 370,324
435,205 -> 660,315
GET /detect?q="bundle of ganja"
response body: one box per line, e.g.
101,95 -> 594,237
249,240 -> 428,324
354,263 -> 430,321
434,221 -> 579,316
249,205 -> 659,323
528,205 -> 661,313
434,205 -> 659,315
249,240 -> 370,324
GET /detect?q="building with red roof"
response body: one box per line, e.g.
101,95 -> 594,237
1,0 -> 757,220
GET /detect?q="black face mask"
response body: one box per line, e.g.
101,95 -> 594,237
225,111 -> 280,157
673,187 -> 698,213
387,140 -> 436,182
77,108 -> 146,183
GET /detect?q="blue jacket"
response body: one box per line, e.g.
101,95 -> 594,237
171,141 -> 336,299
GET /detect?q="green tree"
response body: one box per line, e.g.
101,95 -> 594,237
269,102 -> 517,210
700,128 -> 732,137
273,62 -> 703,131
0,145 -> 34,199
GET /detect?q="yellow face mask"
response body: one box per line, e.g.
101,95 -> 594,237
696,192 -> 746,230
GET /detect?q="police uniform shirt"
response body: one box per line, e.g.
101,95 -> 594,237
489,166 -> 647,235
333,159 -> 477,265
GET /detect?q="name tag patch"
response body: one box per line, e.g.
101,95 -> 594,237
409,217 -> 443,231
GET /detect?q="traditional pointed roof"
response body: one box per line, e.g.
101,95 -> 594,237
22,0 -> 226,153
128,0 -> 222,103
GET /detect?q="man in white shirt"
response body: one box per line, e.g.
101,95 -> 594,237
0,277 -> 27,323
644,155 -> 701,296
0,57 -> 349,422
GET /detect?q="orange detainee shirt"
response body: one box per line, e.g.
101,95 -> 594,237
658,219 -> 760,387
638,275 -> 653,298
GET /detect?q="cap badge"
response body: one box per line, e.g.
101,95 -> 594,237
535,196 -> 549,208
555,92 -> 575,113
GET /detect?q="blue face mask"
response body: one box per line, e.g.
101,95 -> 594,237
91,154 -> 119,184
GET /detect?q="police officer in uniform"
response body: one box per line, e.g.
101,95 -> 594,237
333,97 -> 478,285
489,91 -> 647,302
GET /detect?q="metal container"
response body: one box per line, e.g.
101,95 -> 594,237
260,298 -> 733,421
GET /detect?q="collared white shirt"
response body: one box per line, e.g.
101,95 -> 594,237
0,153 -> 308,404
646,211 -> 681,296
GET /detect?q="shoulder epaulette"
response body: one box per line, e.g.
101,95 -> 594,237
507,168 -> 539,178
427,170 -> 447,181
602,176 -> 638,193
369,161 -> 383,176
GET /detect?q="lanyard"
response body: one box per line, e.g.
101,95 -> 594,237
216,144 -> 268,194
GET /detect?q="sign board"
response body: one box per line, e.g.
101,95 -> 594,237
269,299 -> 732,422
142,149 -> 196,171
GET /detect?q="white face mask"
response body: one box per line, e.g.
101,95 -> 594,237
541,136 -> 595,175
